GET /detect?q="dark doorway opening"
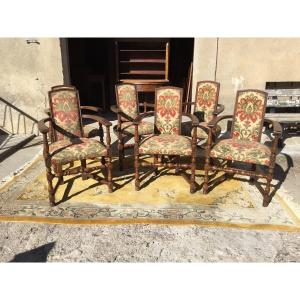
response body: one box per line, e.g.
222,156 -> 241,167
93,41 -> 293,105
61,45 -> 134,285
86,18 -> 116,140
67,38 -> 194,111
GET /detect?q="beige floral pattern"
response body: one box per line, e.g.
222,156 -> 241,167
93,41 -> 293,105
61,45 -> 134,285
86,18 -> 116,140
210,138 -> 271,166
139,134 -> 192,156
232,90 -> 266,142
116,84 -> 138,121
49,138 -> 107,164
155,88 -> 182,135
195,81 -> 219,122
121,121 -> 154,135
50,90 -> 82,141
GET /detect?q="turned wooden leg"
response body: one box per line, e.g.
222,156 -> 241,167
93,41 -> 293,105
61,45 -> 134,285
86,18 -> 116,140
81,159 -> 88,180
175,155 -> 180,175
154,155 -> 159,176
249,164 -> 256,184
263,165 -> 274,207
118,138 -> 124,171
203,156 -> 210,194
46,160 -> 55,206
190,155 -> 196,194
107,156 -> 113,193
55,164 -> 64,184
134,152 -> 140,191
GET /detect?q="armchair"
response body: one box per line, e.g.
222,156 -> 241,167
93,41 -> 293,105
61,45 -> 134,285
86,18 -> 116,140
183,81 -> 224,144
134,86 -> 198,193
111,83 -> 154,170
203,89 -> 282,207
39,87 -> 113,206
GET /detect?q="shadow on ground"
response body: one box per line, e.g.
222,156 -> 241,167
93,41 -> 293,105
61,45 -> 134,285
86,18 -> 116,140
10,242 -> 55,262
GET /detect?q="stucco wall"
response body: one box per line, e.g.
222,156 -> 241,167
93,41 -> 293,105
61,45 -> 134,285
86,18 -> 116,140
192,38 -> 300,128
0,38 -> 63,135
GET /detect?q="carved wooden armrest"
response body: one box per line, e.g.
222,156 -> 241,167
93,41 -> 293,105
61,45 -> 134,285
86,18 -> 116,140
264,118 -> 282,136
213,104 -> 225,116
110,105 -> 135,122
81,114 -> 112,148
182,112 -> 199,127
80,106 -> 102,113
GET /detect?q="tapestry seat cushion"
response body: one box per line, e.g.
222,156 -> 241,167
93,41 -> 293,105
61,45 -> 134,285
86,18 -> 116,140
121,121 -> 154,135
210,138 -> 271,166
49,138 -> 107,164
192,123 -> 221,139
139,134 -> 192,156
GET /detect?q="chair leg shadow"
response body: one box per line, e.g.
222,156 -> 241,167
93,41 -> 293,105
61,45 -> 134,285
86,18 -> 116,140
10,242 -> 56,262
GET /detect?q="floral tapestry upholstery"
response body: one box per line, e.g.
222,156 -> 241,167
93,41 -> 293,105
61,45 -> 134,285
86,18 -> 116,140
196,124 -> 221,139
232,90 -> 267,142
210,139 -> 271,166
194,81 -> 219,123
49,138 -> 107,165
139,134 -> 192,156
116,84 -> 138,121
155,88 -> 182,135
50,90 -> 82,141
121,121 -> 154,135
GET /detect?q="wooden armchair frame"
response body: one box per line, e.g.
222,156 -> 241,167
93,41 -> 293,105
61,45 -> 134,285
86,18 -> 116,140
182,81 -> 225,144
133,86 -> 199,193
111,83 -> 155,170
203,89 -> 282,207
38,87 -> 113,206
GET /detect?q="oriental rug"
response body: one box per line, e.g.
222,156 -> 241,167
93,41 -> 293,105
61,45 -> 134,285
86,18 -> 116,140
0,156 -> 299,231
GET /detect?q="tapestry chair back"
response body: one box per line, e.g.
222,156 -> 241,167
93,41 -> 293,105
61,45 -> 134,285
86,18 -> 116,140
115,84 -> 139,121
231,89 -> 267,142
48,88 -> 83,142
194,81 -> 220,123
154,87 -> 183,135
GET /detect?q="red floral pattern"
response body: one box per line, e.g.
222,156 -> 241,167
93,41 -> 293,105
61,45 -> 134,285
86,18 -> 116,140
210,138 -> 271,166
195,82 -> 219,122
49,138 -> 107,165
232,91 -> 266,142
117,84 -> 138,121
139,134 -> 192,156
155,88 -> 182,135
51,90 -> 82,141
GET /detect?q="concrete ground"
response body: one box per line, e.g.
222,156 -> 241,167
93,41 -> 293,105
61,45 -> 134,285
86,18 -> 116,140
0,122 -> 300,262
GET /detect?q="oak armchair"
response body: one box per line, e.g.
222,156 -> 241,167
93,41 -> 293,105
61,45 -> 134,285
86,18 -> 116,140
134,86 -> 199,193
38,87 -> 113,206
203,89 -> 282,207
111,83 -> 154,170
183,81 -> 224,145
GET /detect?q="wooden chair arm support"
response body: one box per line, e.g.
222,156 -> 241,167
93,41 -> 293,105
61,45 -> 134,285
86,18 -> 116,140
81,114 -> 112,127
80,106 -> 102,113
38,118 -> 51,134
208,114 -> 233,128
264,118 -> 282,136
213,104 -> 225,116
133,111 -> 155,125
110,105 -> 136,122
182,112 -> 199,127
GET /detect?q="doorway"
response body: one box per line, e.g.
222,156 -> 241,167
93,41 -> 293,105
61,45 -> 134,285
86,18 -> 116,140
66,38 -> 194,111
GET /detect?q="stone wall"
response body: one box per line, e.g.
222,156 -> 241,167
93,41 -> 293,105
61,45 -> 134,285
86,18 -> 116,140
0,38 -> 63,135
192,38 -> 300,128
